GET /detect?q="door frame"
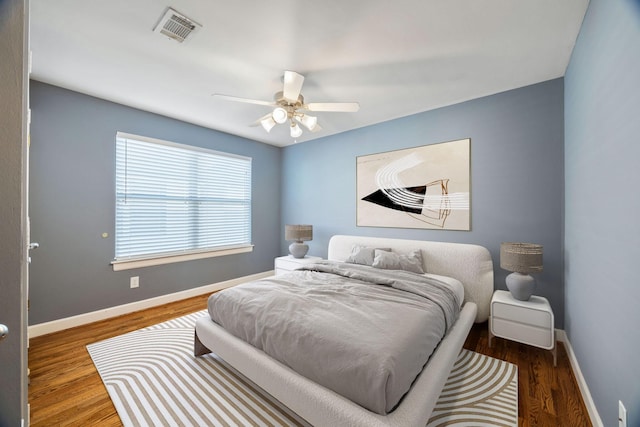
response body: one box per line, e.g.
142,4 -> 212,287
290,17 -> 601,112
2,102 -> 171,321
0,0 -> 30,425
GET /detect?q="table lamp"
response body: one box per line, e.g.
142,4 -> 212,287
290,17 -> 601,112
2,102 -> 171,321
285,224 -> 313,258
500,242 -> 543,301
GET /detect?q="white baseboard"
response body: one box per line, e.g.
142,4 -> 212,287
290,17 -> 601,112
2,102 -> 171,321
556,329 -> 603,427
28,271 -> 274,338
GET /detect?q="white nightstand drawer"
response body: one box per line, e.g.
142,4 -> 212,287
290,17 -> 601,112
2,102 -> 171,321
492,317 -> 554,349
492,302 -> 551,329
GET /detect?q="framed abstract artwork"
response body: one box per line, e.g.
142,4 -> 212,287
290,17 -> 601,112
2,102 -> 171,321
356,138 -> 470,230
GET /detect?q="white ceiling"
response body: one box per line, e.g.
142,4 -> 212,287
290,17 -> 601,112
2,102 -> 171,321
30,0 -> 589,147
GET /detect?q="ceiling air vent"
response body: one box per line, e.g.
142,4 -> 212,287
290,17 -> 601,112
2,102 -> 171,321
153,8 -> 201,43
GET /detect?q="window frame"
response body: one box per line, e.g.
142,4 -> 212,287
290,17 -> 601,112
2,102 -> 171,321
111,132 -> 253,271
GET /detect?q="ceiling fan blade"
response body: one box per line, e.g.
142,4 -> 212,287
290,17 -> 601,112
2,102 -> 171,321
304,102 -> 360,112
213,93 -> 276,107
283,71 -> 305,103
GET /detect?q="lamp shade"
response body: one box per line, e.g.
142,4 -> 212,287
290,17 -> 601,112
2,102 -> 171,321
272,107 -> 288,124
285,224 -> 312,242
260,116 -> 276,132
290,122 -> 303,138
297,114 -> 318,131
500,242 -> 543,273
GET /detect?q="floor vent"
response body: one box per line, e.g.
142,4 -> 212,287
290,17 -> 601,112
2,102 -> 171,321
153,7 -> 201,43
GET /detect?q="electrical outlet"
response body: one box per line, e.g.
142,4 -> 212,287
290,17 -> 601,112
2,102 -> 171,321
130,276 -> 139,289
619,400 -> 627,427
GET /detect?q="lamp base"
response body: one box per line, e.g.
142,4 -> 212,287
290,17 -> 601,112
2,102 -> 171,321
289,242 -> 309,259
506,272 -> 536,301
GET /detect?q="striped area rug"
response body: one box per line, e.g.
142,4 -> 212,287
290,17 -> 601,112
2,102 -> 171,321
88,310 -> 517,427
426,349 -> 518,426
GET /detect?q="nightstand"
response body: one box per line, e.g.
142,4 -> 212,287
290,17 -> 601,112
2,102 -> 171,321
489,290 -> 556,366
274,255 -> 322,276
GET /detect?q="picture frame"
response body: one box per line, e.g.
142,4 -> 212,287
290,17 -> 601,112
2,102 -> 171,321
356,138 -> 470,230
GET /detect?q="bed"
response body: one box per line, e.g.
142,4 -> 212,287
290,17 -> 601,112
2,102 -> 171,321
194,235 -> 493,426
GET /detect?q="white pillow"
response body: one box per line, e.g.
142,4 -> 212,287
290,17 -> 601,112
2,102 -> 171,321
372,249 -> 425,274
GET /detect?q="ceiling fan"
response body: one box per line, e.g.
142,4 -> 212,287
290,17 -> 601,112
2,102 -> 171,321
213,71 -> 360,138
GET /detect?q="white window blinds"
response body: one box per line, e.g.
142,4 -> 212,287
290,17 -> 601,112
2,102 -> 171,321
115,132 -> 252,261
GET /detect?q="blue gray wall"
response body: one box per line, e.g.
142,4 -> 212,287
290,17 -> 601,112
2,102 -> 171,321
565,0 -> 640,425
29,81 -> 282,324
282,79 -> 566,327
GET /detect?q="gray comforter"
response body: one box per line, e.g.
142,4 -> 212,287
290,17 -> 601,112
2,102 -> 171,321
207,261 -> 461,415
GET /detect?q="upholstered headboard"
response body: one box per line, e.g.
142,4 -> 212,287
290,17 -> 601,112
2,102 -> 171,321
328,235 -> 494,323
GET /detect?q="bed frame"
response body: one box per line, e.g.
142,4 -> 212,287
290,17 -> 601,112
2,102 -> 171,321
194,235 -> 493,427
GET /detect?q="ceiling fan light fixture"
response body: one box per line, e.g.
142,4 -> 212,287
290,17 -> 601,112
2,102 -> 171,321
272,107 -> 288,124
215,71 -> 359,141
296,114 -> 318,131
260,116 -> 276,132
290,122 -> 303,138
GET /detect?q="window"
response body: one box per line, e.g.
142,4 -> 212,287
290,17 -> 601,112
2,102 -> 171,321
112,132 -> 252,270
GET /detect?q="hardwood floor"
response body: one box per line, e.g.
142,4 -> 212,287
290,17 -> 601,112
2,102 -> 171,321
29,294 -> 591,426
464,325 -> 591,427
28,294 -> 210,427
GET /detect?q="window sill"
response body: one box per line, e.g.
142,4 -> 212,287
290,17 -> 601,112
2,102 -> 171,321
111,245 -> 254,271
